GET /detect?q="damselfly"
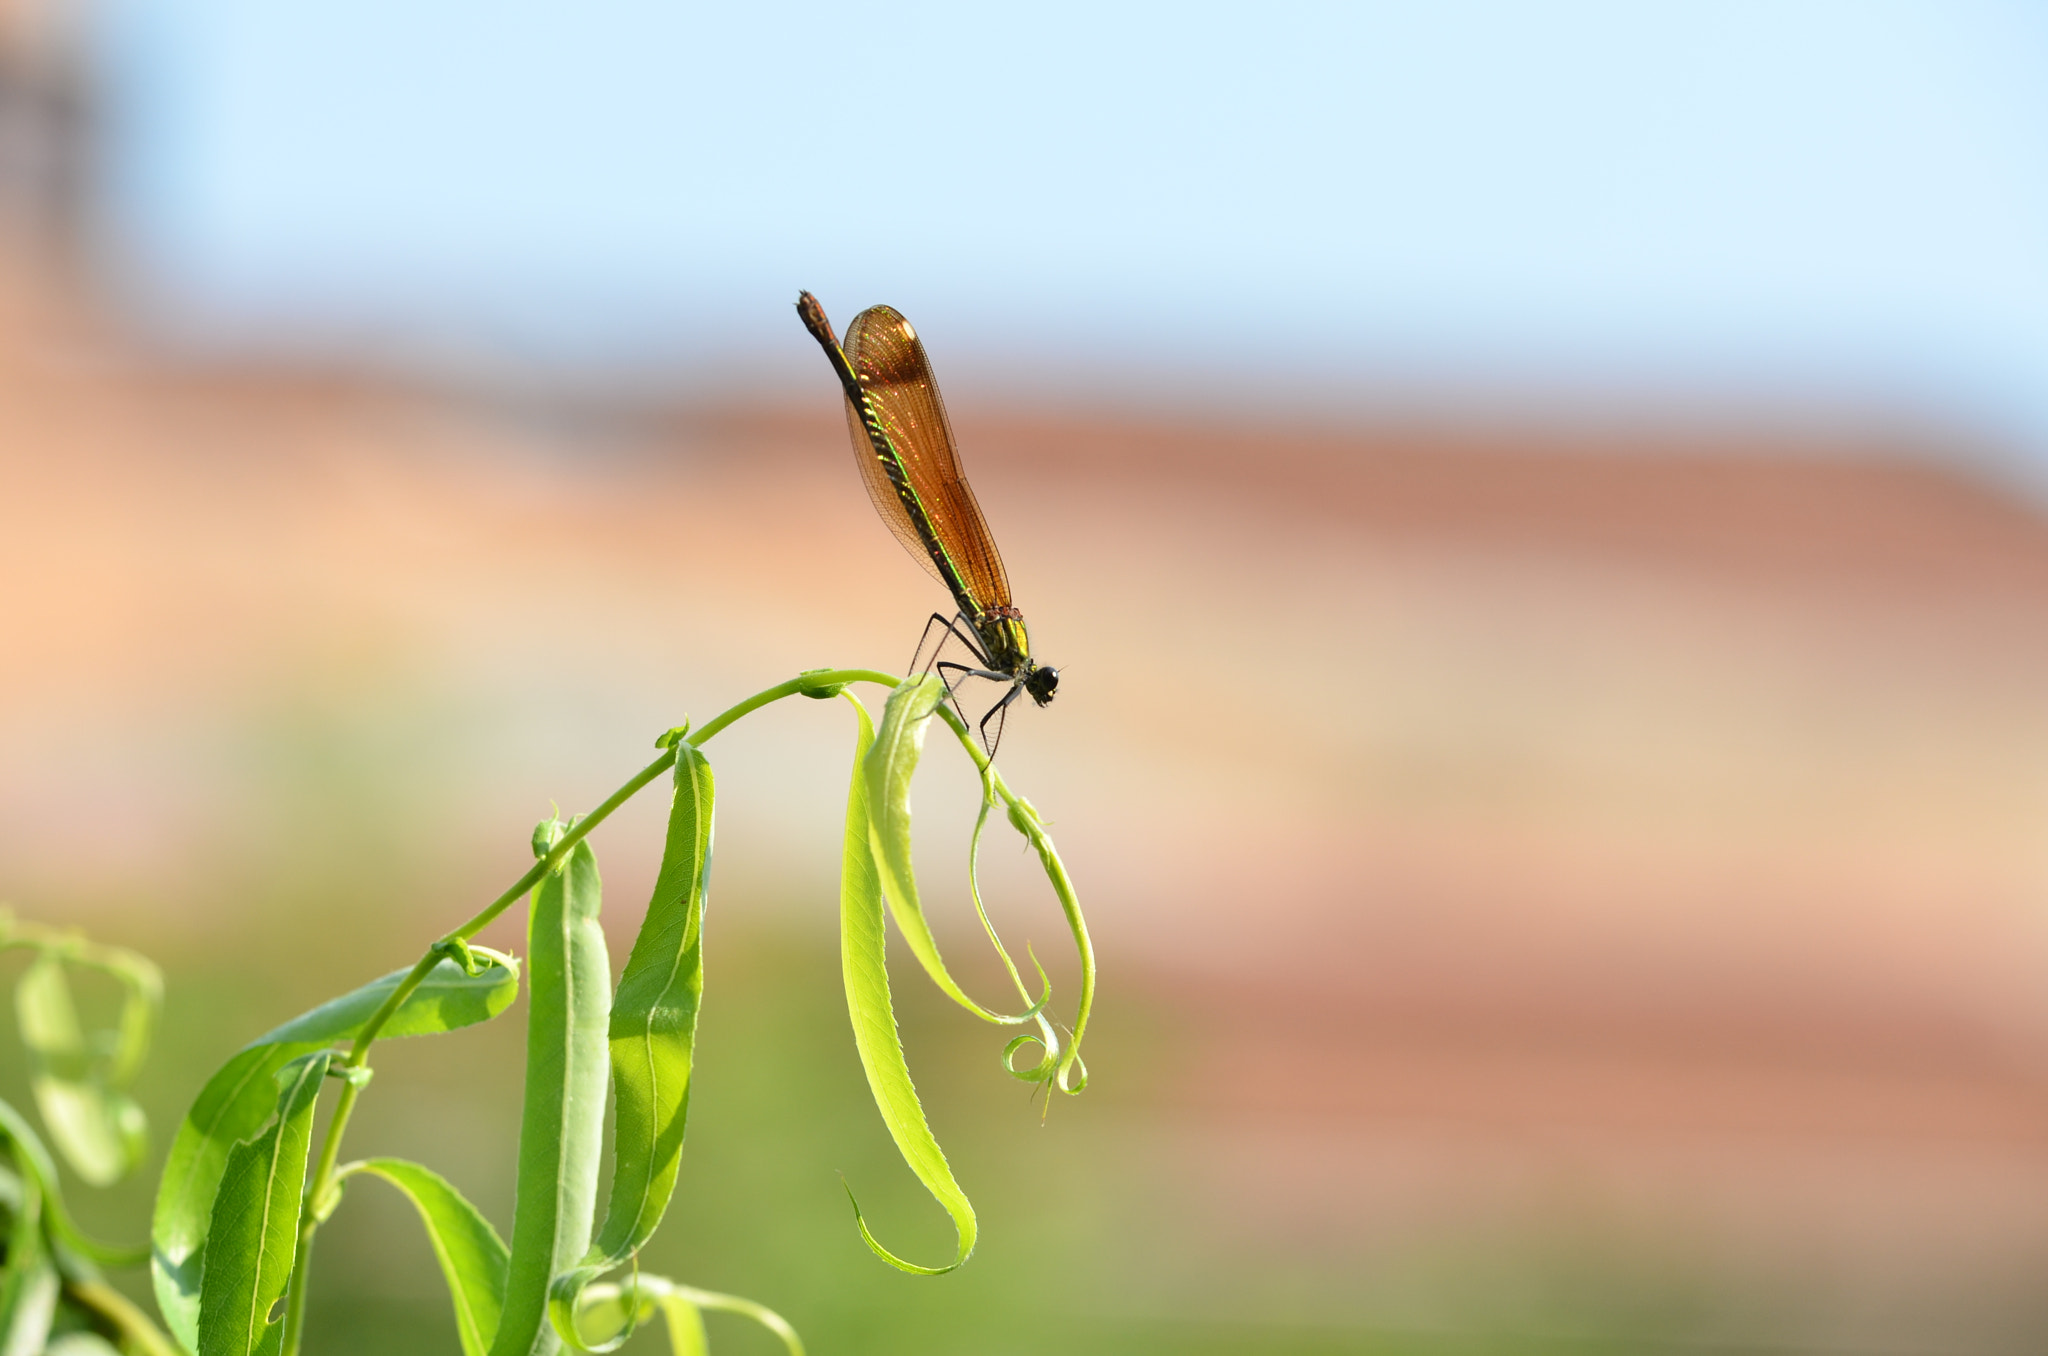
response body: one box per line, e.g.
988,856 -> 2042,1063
797,292 -> 1058,756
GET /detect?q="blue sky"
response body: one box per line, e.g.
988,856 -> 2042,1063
88,1 -> 2048,457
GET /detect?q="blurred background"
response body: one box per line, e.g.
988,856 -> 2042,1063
9,2 -> 2048,1352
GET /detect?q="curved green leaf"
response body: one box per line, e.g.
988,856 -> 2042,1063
862,676 -> 1038,1026
195,1049 -> 330,1356
549,744 -> 714,1352
256,953 -> 521,1046
838,691 -> 976,1274
339,1158 -> 509,1356
23,1081 -> 145,1194
490,830 -> 609,1356
153,954 -> 519,1349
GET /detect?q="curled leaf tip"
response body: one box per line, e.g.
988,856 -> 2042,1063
531,815 -> 567,859
1002,1032 -> 1058,1083
838,1176 -> 970,1277
467,943 -> 519,977
654,720 -> 691,749
430,936 -> 485,976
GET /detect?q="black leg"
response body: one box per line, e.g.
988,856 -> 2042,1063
935,660 -> 1022,758
909,611 -> 990,677
977,681 -> 1025,760
933,660 -> 1004,719
924,614 -> 1002,732
908,613 -> 950,676
921,616 -> 1017,759
931,660 -> 976,746
935,661 -> 1013,683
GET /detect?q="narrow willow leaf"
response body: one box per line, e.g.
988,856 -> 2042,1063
569,1276 -> 801,1356
257,953 -> 521,1046
195,1049 -> 330,1356
548,744 -> 714,1353
15,955 -> 149,1187
154,955 -> 520,1349
340,1158 -> 509,1356
154,1046 -> 311,1348
22,1082 -> 143,1192
838,692 -> 976,1274
862,675 -> 1037,1025
491,831 -> 610,1356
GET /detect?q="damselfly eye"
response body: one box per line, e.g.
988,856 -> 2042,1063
1026,667 -> 1060,705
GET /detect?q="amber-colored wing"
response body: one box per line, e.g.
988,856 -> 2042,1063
840,306 -> 1012,613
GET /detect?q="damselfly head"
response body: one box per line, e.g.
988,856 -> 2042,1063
1025,665 -> 1060,707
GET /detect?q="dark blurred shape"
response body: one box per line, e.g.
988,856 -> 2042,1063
0,0 -> 90,255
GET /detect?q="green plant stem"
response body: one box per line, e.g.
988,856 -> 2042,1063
280,667 -> 898,1356
0,913 -> 136,967
67,1276 -> 184,1356
0,913 -> 164,1001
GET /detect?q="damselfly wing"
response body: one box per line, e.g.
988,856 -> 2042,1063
796,292 -> 1057,755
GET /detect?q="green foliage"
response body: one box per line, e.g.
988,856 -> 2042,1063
334,1159 -> 507,1356
547,743 -> 715,1351
570,1277 -> 803,1356
258,955 -> 521,1046
0,920 -> 178,1356
15,950 -> 156,1189
494,830 -> 609,1356
153,955 -> 520,1348
196,1050 -> 330,1356
0,1101 -> 63,1354
1,666 -> 1094,1355
837,685 -> 977,1275
864,678 -> 1045,1027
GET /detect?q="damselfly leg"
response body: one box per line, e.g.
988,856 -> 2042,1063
910,612 -> 1017,759
910,611 -> 991,677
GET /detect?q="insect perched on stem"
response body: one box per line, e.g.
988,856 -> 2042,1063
797,292 -> 1058,756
